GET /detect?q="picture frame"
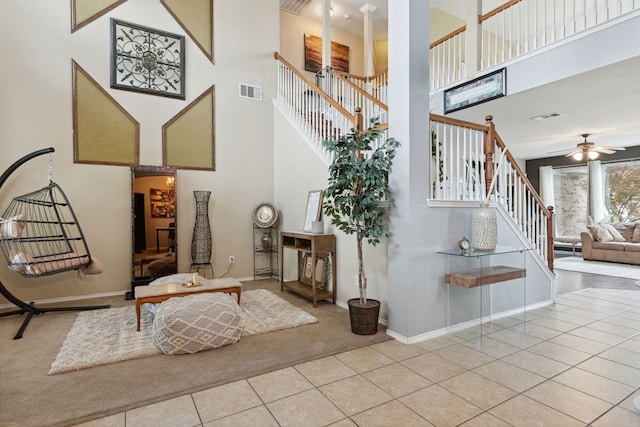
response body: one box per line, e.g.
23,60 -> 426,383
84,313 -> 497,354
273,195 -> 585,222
444,68 -> 506,114
110,18 -> 186,99
303,190 -> 324,232
299,253 -> 331,290
150,188 -> 175,218
304,34 -> 350,73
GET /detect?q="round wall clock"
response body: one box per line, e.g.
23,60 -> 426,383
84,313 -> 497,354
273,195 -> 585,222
253,202 -> 278,228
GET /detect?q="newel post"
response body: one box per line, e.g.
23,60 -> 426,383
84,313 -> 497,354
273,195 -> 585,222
547,206 -> 555,272
354,106 -> 363,130
484,115 -> 496,199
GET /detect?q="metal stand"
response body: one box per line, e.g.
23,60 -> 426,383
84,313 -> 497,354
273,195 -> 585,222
0,148 -> 110,339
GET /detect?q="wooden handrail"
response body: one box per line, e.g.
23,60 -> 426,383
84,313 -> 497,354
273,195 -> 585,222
332,70 -> 367,82
333,68 -> 388,83
274,52 -> 355,123
479,0 -> 522,24
429,113 -> 489,132
333,72 -> 389,111
430,25 -> 467,49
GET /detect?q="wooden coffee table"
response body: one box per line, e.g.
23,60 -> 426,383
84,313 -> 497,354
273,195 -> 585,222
135,277 -> 242,331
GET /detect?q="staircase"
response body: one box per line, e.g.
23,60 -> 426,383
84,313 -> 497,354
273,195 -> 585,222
274,51 -> 554,274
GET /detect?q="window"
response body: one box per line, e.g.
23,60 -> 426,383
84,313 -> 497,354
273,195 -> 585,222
603,160 -> 640,223
552,166 -> 588,237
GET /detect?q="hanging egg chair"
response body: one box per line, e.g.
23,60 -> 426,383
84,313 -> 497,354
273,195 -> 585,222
0,148 -> 109,339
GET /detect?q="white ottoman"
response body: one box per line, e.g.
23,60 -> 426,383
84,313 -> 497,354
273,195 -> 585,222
152,293 -> 242,355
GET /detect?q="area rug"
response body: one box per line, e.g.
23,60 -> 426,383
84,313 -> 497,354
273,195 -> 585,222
48,289 -> 317,375
555,256 -> 640,280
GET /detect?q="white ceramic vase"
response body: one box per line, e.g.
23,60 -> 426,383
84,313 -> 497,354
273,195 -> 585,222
472,201 -> 497,251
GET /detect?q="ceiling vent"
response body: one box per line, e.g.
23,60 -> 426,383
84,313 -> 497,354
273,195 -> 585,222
280,0 -> 313,15
239,83 -> 262,101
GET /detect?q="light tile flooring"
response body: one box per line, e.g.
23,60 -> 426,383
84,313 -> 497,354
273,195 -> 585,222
77,288 -> 640,427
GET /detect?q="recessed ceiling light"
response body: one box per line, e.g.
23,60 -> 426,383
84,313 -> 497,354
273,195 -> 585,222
530,112 -> 561,121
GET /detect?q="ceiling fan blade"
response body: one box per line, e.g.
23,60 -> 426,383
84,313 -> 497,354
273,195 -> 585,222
592,147 -> 616,154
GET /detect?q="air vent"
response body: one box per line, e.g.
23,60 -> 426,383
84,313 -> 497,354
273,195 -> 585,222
239,83 -> 262,101
280,0 -> 312,15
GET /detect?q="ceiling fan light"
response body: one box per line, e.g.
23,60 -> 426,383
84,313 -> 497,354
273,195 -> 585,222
572,152 -> 583,161
588,151 -> 599,160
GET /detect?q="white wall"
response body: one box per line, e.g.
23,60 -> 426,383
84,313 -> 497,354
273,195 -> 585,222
279,10 -> 365,79
0,0 -> 279,303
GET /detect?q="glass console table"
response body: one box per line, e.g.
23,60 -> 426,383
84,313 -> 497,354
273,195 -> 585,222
438,246 -> 529,344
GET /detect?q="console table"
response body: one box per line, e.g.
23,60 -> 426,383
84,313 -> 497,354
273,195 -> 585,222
279,231 -> 336,307
438,246 -> 529,343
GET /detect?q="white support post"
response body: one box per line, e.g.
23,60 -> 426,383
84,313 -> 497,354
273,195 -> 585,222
360,3 -> 377,78
465,0 -> 482,77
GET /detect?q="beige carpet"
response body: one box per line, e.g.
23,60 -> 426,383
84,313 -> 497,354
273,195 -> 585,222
48,289 -> 318,375
0,280 -> 390,427
555,256 -> 640,280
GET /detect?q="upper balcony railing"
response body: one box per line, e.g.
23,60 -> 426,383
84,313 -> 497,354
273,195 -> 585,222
430,0 -> 640,90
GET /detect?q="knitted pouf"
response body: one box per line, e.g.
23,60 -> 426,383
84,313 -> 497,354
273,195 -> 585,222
152,293 -> 242,355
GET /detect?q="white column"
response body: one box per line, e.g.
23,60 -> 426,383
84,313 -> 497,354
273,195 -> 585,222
387,0 -> 431,339
322,0 -> 332,71
465,0 -> 482,77
360,3 -> 377,77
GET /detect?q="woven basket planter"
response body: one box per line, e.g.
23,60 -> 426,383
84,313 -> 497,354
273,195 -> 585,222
347,298 -> 380,335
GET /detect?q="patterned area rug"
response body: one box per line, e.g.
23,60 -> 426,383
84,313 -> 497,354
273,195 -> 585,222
48,289 -> 317,375
555,256 -> 640,280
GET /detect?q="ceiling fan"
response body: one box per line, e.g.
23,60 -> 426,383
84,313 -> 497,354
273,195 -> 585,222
552,134 -> 626,161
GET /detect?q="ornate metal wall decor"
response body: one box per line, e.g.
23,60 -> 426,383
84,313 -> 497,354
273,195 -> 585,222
110,19 -> 185,99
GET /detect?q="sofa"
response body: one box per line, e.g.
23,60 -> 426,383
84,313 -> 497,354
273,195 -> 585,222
580,222 -> 640,265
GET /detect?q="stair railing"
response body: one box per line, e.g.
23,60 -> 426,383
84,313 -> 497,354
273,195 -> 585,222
274,53 -> 388,164
333,69 -> 389,106
430,25 -> 467,91
320,68 -> 388,129
430,113 -> 554,270
274,52 -> 355,161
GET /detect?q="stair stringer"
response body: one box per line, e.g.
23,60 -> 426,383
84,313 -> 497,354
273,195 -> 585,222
273,99 -> 331,167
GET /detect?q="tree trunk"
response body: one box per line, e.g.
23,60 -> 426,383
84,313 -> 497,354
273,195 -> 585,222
356,228 -> 367,305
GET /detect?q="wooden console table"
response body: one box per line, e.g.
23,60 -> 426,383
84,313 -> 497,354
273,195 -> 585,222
279,231 -> 336,307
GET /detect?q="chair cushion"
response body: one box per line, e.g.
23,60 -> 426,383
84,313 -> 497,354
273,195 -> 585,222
152,293 -> 242,355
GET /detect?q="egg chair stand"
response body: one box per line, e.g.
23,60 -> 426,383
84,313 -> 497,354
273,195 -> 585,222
0,148 -> 110,339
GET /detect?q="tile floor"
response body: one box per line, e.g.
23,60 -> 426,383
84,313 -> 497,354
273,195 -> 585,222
76,287 -> 640,427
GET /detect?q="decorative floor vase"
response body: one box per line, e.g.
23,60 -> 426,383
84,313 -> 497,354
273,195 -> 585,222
472,202 -> 497,251
191,191 -> 212,265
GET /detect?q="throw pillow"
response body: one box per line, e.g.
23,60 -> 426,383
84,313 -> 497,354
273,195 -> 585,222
633,224 -> 640,243
587,224 -> 612,242
610,222 -> 635,241
601,223 -> 626,242
0,214 -> 26,239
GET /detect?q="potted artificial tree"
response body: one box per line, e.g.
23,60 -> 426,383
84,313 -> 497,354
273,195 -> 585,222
322,116 -> 400,335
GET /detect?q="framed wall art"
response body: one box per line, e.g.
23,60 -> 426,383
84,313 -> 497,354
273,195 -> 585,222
110,18 -> 186,99
304,34 -> 349,73
303,190 -> 324,232
444,68 -> 506,114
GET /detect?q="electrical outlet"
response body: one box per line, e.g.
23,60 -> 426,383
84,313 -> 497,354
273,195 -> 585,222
353,274 -> 358,287
229,256 -> 235,264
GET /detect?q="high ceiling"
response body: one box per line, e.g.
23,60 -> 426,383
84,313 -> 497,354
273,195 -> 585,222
282,0 -> 640,160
